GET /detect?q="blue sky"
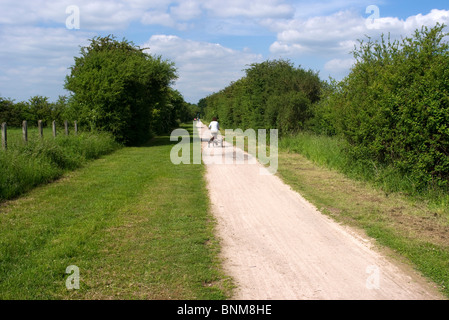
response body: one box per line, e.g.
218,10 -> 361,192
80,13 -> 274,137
1,1 -> 448,104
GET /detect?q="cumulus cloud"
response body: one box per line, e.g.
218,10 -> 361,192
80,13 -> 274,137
269,9 -> 449,57
143,35 -> 263,103
367,9 -> 449,32
0,26 -> 93,100
265,8 -> 449,79
0,0 -> 296,31
170,0 -> 203,21
202,0 -> 294,19
2,0 -> 449,101
324,58 -> 355,74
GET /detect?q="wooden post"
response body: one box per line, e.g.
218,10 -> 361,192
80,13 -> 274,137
1,123 -> 6,150
52,120 -> 57,138
64,120 -> 69,135
38,120 -> 43,138
22,120 -> 28,143
74,121 -> 78,135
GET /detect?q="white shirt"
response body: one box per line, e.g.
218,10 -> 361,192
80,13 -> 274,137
209,121 -> 219,132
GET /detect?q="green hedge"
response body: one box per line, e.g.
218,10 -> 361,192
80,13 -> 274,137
313,24 -> 449,192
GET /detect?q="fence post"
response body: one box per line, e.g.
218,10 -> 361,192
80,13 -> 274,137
38,120 -> 43,138
64,120 -> 69,135
22,120 -> 28,143
1,123 -> 7,150
74,121 -> 78,135
52,120 -> 57,138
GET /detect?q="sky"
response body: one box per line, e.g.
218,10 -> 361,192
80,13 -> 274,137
1,1 -> 448,104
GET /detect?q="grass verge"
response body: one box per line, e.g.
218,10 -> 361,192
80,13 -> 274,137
0,123 -> 232,299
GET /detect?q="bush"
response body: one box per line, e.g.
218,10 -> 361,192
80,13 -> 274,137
316,24 -> 449,192
64,35 -> 178,145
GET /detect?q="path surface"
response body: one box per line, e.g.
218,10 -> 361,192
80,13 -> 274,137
196,121 -> 444,300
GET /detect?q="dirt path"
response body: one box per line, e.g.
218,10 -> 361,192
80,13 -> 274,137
197,121 -> 444,300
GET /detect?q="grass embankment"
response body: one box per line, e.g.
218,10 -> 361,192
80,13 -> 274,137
0,123 -> 231,299
277,132 -> 449,298
1,127 -> 120,201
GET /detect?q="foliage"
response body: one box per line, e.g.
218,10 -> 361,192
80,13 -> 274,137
64,35 -> 179,145
201,59 -> 322,136
315,24 -> 449,191
0,95 -> 70,127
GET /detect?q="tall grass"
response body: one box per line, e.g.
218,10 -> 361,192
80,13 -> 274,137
0,123 -> 231,299
279,132 -> 449,209
0,129 -> 121,201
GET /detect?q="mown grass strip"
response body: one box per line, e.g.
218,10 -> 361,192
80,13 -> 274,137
0,123 -> 232,300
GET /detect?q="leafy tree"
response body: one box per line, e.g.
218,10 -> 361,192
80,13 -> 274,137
65,35 -> 178,144
0,97 -> 21,127
202,59 -> 322,136
26,96 -> 53,126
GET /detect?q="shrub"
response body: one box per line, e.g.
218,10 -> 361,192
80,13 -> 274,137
318,24 -> 449,192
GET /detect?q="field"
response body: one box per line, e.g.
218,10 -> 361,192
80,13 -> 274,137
0,123 -> 232,299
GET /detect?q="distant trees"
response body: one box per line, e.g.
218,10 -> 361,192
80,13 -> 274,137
202,59 -> 322,136
0,95 -> 69,127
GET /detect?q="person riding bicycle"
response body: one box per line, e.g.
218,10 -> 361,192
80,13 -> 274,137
208,117 -> 219,146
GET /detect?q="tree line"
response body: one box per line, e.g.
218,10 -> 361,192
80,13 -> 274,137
0,95 -> 69,128
200,24 -> 449,192
200,59 -> 321,136
1,35 -> 198,146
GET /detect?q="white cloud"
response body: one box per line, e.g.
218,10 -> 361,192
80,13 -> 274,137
2,1 -> 449,102
0,0 -> 295,31
265,8 -> 449,81
366,9 -> 449,33
324,58 -> 355,73
144,35 -> 263,103
0,26 -> 93,101
170,0 -> 203,21
269,8 -> 449,58
202,0 -> 294,19
141,11 -> 177,28
269,41 -> 306,55
267,10 -> 366,56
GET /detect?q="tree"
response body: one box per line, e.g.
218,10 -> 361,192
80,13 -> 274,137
27,96 -> 53,126
65,35 -> 178,145
201,59 -> 322,136
0,97 -> 22,127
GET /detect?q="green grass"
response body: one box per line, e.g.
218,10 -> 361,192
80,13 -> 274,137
0,127 -> 120,201
279,132 -> 449,210
0,123 -> 232,299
